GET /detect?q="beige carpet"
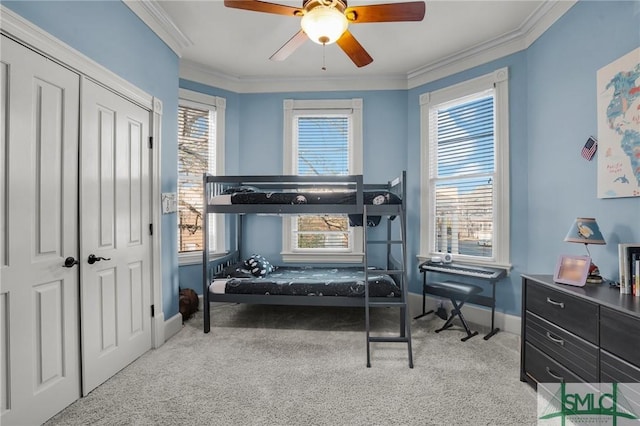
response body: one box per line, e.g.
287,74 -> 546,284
45,304 -> 537,425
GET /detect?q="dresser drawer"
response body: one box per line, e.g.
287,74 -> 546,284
600,307 -> 640,366
525,280 -> 598,343
601,350 -> 640,382
524,342 -> 584,384
525,311 -> 598,382
600,350 -> 640,417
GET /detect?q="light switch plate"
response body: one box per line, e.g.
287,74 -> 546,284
161,192 -> 177,214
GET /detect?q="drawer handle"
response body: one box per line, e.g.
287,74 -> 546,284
546,297 -> 565,308
546,367 -> 564,382
546,332 -> 565,346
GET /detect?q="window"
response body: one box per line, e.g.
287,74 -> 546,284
282,98 -> 363,263
420,68 -> 510,268
177,89 -> 225,265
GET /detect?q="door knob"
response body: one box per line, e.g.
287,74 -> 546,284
87,254 -> 111,265
62,257 -> 79,268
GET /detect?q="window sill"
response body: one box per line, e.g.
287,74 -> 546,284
179,251 -> 228,266
416,254 -> 512,273
281,252 -> 364,264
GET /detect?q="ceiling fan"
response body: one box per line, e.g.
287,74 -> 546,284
223,0 -> 426,68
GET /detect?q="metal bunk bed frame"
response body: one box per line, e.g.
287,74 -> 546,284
201,173 -> 413,368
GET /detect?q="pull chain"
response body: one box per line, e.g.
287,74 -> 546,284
322,42 -> 327,71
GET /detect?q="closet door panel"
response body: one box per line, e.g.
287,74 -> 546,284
0,51 -> 8,416
97,107 -> 116,249
127,119 -> 143,246
34,280 -> 64,385
0,35 -> 80,426
0,293 -> 8,414
80,79 -> 152,395
33,79 -> 65,258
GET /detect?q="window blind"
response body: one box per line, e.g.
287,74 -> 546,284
178,104 -> 216,253
294,115 -> 350,250
297,116 -> 349,176
430,93 -> 495,257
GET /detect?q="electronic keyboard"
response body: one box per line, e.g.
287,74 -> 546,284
420,261 -> 506,281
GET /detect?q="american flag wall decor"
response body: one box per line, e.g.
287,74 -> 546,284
581,136 -> 598,161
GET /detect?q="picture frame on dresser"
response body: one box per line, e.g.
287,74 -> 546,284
553,255 -> 590,287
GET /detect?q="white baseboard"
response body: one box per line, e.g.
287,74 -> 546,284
408,292 -> 521,335
164,312 -> 183,342
152,312 -> 165,349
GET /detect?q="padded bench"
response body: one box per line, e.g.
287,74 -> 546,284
421,280 -> 483,342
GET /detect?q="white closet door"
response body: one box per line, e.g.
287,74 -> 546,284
80,79 -> 152,395
0,35 -> 81,425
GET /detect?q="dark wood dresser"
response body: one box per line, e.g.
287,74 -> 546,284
521,274 -> 640,387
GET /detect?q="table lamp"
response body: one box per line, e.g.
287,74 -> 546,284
564,217 -> 606,283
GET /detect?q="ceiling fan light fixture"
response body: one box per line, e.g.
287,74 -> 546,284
301,6 -> 348,45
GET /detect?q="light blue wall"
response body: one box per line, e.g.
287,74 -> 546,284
235,91 -> 408,178
237,90 -> 408,263
12,0 -> 634,318
178,88 -> 409,291
405,0 -> 639,315
4,1 -> 182,317
180,0 -> 639,318
407,51 -> 529,315
526,0 -> 640,277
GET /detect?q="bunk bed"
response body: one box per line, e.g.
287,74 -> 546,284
202,172 -> 413,368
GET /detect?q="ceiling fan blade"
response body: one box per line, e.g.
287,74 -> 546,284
270,30 -> 309,61
223,0 -> 302,17
336,30 -> 373,68
345,2 -> 426,23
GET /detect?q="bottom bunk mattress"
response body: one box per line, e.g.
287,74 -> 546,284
210,266 -> 401,298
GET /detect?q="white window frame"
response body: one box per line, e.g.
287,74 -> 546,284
178,88 -> 226,266
282,98 -> 363,263
419,68 -> 511,269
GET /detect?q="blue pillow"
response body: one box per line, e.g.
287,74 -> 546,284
244,254 -> 274,277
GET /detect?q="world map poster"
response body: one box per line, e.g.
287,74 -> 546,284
597,47 -> 640,199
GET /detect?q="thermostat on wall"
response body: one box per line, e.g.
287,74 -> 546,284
161,192 -> 177,214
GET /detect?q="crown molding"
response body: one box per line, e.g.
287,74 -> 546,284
523,0 -> 578,47
175,0 -> 576,93
0,5 -> 153,108
406,0 -> 577,89
123,0 -> 192,57
180,59 -> 409,93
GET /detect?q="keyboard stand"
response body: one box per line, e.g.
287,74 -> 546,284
414,262 -> 504,340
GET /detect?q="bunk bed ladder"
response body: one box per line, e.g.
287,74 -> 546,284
364,205 -> 414,368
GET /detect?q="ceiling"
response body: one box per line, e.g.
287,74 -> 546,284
126,0 -> 576,92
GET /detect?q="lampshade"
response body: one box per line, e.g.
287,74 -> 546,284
564,217 -> 606,245
301,6 -> 348,45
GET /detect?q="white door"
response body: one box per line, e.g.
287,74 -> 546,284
0,35 -> 81,425
80,79 -> 152,394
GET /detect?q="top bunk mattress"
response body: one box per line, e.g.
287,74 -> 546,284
209,190 -> 401,206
